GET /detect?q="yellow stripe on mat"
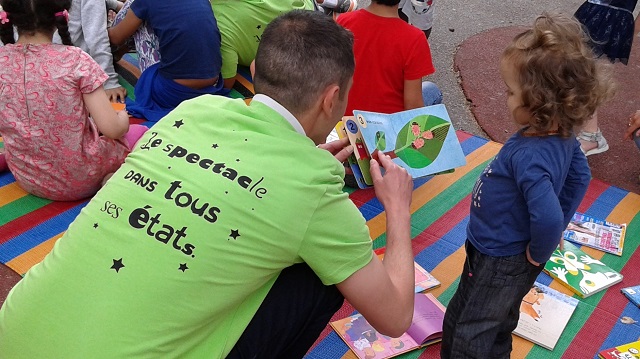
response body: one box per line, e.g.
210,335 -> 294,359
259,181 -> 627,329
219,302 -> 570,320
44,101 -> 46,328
0,183 -> 29,207
7,232 -> 64,275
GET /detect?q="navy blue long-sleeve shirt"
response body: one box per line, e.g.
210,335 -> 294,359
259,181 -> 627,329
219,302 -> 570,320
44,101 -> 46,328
467,130 -> 591,264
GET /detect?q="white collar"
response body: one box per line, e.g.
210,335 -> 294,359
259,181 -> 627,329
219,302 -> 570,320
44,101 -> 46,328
252,94 -> 306,136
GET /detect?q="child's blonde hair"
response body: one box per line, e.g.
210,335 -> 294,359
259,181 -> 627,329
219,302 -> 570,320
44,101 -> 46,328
502,12 -> 616,137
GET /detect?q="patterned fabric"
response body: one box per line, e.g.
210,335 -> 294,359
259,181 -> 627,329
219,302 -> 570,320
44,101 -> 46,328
0,44 -> 129,201
575,0 -> 638,64
113,0 -> 160,72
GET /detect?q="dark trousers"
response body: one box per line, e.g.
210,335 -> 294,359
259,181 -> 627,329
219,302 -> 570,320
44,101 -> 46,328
440,241 -> 544,359
226,263 -> 344,359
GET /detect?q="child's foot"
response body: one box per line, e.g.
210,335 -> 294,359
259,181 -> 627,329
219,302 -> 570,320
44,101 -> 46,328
577,129 -> 608,156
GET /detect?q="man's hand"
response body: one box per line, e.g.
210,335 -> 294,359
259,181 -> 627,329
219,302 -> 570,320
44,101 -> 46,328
369,151 -> 413,212
105,87 -> 127,103
318,137 -> 354,163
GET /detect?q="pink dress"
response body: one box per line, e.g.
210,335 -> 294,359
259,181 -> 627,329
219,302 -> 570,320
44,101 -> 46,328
0,44 -> 130,201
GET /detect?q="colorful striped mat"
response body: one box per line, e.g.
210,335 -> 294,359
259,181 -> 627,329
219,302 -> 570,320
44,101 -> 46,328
1,60 -> 639,358
304,132 -> 640,359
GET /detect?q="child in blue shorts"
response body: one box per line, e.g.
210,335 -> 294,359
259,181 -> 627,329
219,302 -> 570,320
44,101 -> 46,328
440,12 -> 615,359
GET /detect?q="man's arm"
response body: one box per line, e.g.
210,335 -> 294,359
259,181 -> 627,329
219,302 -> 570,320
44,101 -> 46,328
336,153 -> 415,337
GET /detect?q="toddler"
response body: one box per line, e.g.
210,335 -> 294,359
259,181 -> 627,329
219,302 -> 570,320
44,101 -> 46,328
0,0 -> 147,201
440,12 -> 615,359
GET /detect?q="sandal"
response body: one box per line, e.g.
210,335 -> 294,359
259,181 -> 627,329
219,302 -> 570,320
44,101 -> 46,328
577,129 -> 609,156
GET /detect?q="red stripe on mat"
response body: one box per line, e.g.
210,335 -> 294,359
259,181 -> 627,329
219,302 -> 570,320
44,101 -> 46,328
0,201 -> 82,244
412,195 -> 472,255
349,187 -> 376,208
576,178 -> 608,213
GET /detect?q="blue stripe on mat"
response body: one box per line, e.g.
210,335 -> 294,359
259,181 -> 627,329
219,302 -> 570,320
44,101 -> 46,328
0,204 -> 85,262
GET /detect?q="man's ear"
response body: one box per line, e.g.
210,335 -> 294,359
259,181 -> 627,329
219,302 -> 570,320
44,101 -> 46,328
321,84 -> 341,117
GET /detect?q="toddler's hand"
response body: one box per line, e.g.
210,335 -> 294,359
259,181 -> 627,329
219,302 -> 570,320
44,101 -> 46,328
526,245 -> 541,266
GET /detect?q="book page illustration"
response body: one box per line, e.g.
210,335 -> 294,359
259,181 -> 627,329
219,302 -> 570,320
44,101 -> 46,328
335,121 -> 369,189
353,105 -> 466,179
563,212 -> 626,256
343,116 -> 373,186
544,242 -> 623,298
513,282 -> 579,350
405,293 -> 445,345
331,314 -> 419,359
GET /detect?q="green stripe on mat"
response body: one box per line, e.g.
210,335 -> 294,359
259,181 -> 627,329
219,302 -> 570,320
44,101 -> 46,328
0,196 -> 51,226
438,277 -> 461,306
372,159 -> 490,249
118,77 -> 136,101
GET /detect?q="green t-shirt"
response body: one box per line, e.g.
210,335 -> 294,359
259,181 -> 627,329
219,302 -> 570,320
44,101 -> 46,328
212,0 -> 315,79
0,96 -> 373,358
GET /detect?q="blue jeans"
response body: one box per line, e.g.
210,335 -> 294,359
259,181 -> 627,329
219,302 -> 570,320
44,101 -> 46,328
441,241 -> 544,359
422,81 -> 443,106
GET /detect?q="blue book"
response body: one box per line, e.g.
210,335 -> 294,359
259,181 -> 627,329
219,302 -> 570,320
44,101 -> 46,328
622,285 -> 640,307
344,105 -> 466,187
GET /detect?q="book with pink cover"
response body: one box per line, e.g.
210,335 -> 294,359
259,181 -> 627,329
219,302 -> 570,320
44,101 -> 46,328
330,293 -> 445,359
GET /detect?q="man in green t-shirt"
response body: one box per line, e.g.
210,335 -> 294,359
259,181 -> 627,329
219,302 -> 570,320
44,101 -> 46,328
0,10 -> 416,358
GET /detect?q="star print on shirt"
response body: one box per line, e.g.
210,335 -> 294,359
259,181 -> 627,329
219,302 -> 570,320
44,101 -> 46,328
111,258 -> 125,273
256,24 -> 261,29
93,223 -> 99,229
229,229 -> 241,240
173,119 -> 184,128
179,263 -> 189,272
212,143 -> 219,149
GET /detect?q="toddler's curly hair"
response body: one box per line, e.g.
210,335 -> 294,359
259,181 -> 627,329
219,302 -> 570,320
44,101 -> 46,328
503,12 -> 616,137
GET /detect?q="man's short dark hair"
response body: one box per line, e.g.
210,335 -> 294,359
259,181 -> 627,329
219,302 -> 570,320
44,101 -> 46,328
254,10 -> 355,114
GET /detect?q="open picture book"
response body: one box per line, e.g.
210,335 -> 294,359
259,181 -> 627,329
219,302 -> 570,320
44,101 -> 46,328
543,242 -> 623,298
333,105 -> 466,189
330,293 -> 446,359
563,212 -> 626,256
513,282 -> 579,350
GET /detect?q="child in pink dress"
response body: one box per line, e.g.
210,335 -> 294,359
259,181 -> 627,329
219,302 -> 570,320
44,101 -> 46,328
0,0 -> 147,201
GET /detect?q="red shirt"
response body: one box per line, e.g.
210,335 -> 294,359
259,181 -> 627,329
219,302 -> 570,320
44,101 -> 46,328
337,9 -> 435,115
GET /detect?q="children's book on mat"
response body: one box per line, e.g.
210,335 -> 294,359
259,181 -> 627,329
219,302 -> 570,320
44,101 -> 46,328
330,292 -> 445,359
543,242 -> 623,298
374,249 -> 440,293
563,212 -> 626,256
512,282 -> 579,350
621,284 -> 640,307
336,104 -> 466,189
598,339 -> 640,359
